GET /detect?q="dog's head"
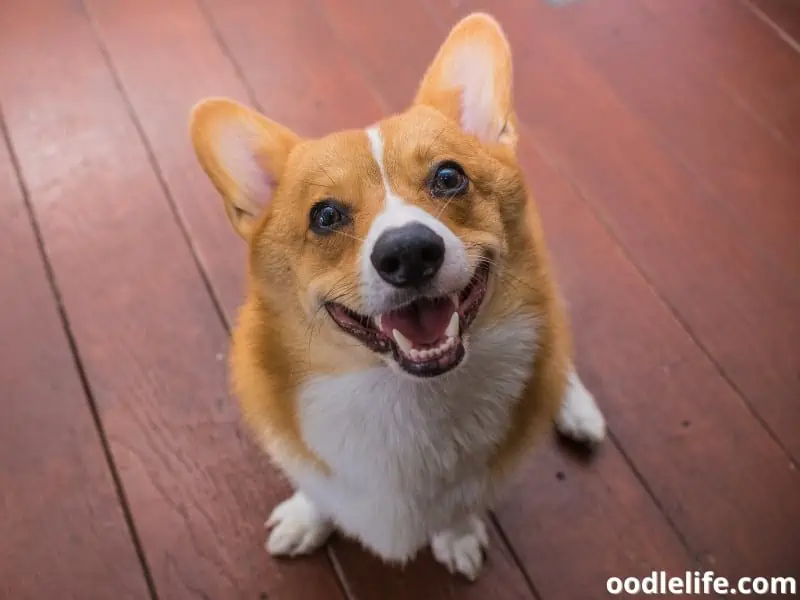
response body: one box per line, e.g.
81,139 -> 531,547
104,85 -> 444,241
190,13 -> 534,379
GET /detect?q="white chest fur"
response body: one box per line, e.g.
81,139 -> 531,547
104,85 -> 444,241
289,315 -> 538,561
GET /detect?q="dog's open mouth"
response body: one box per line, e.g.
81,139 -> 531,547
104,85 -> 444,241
325,261 -> 491,377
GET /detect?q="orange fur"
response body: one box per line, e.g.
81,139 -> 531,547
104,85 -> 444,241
190,10 -> 573,556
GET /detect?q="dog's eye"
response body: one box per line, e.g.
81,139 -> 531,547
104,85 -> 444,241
309,200 -> 349,235
429,161 -> 468,198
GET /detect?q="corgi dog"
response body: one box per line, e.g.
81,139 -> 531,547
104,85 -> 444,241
189,13 -> 606,581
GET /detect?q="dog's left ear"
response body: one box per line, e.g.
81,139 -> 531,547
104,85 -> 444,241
189,98 -> 301,239
414,13 -> 517,148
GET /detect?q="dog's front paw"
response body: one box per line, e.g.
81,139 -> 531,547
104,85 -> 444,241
265,492 -> 333,557
555,370 -> 606,445
431,515 -> 489,581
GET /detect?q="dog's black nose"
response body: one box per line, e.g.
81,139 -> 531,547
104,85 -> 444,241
370,222 -> 445,288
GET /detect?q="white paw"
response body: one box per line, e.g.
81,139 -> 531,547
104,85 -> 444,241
555,370 -> 607,445
265,492 -> 333,557
431,515 -> 489,581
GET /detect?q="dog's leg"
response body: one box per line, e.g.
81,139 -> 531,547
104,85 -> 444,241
555,368 -> 607,445
265,491 -> 334,556
431,514 -> 489,581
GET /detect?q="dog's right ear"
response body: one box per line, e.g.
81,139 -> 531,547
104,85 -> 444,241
189,98 -> 301,239
414,13 -> 517,149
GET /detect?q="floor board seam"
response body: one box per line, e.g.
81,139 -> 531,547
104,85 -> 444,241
522,128 -> 800,470
741,0 -> 800,56
79,0 -> 231,334
0,105 -> 161,600
530,137 -> 800,470
488,512 -> 544,600
194,0 -> 273,133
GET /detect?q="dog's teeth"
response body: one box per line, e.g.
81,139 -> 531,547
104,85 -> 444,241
392,329 -> 413,355
409,348 -> 421,361
429,346 -> 442,358
450,294 -> 460,310
445,312 -> 459,338
375,315 -> 383,330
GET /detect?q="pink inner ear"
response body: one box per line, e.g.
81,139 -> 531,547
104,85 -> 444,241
255,169 -> 277,209
218,124 -> 276,214
447,44 -> 501,142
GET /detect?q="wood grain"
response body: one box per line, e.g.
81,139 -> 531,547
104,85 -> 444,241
0,1 -> 346,598
200,0 -> 385,135
82,0 -> 255,322
751,0 -> 800,48
526,0 -> 800,279
643,0 -> 800,149
0,115 -> 149,599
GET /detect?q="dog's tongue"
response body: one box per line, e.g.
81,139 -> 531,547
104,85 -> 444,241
380,297 -> 456,346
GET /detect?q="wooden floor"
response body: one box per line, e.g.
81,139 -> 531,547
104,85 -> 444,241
1,0 -> 799,598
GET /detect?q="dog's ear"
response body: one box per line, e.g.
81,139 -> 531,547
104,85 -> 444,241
414,13 -> 517,148
189,98 -> 301,239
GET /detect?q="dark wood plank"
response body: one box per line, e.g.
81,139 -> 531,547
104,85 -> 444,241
318,0 -> 443,109
325,0 -> 800,583
643,0 -> 800,149
0,120 -> 149,598
496,441 -> 690,600
201,0 -> 386,135
751,0 -> 800,47
330,527 -> 537,600
82,0 -> 254,323
425,0 -> 800,464
525,0 -> 800,281
0,2 -> 346,599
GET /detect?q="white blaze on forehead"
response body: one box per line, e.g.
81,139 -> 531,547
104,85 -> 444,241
364,124 -> 428,230
366,125 -> 404,209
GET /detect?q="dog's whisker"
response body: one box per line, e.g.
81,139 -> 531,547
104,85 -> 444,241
329,229 -> 367,243
435,188 -> 462,218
